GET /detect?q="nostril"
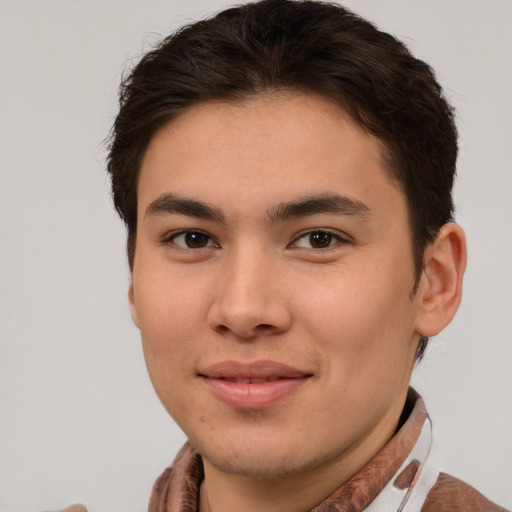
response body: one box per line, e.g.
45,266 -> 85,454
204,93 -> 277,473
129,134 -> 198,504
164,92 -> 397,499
257,324 -> 273,330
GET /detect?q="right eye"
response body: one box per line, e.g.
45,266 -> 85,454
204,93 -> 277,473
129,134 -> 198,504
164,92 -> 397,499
168,231 -> 217,249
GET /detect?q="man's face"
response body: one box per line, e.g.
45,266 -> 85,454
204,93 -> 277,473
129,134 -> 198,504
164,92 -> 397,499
130,92 -> 422,480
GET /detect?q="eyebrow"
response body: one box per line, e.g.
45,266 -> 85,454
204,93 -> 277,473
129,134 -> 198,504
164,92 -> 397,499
144,192 -> 371,224
145,193 -> 225,222
267,194 -> 371,223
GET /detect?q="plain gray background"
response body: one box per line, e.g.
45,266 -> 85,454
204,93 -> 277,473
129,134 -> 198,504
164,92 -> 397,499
1,0 -> 511,511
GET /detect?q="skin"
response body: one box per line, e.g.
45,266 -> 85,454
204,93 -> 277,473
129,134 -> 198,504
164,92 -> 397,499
129,91 -> 466,512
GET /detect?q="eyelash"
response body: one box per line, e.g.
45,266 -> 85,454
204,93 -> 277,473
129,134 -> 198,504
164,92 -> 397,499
163,230 -> 219,250
290,229 -> 349,250
162,229 -> 349,251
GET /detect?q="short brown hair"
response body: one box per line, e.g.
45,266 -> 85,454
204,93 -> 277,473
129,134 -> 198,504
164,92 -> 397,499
107,0 -> 458,359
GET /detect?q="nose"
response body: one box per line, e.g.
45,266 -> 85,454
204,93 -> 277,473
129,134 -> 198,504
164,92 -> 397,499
207,249 -> 292,340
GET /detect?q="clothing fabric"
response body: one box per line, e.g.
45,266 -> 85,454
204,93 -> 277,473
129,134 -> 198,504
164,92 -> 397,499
148,389 -> 508,512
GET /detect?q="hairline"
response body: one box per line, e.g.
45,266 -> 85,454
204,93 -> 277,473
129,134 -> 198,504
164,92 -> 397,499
128,88 -> 428,288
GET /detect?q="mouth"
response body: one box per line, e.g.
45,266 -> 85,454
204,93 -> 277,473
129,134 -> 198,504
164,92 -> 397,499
198,361 -> 312,410
215,376 -> 285,383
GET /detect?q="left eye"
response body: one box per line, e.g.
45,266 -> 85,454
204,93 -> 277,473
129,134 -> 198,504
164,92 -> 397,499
170,231 -> 216,249
293,231 -> 343,249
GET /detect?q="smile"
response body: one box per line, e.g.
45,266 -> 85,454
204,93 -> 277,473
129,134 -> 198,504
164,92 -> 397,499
221,377 -> 282,383
199,361 -> 312,410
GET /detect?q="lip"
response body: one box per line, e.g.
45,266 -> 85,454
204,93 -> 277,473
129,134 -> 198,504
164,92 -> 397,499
199,361 -> 312,410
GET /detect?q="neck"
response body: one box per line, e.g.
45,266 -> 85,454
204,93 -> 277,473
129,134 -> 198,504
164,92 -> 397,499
199,465 -> 339,512
198,394 -> 407,512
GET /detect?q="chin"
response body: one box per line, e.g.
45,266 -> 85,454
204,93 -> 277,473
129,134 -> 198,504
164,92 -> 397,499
191,432 -> 327,480
204,452 -> 314,480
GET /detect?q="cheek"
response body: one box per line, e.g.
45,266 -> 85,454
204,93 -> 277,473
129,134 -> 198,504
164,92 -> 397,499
293,267 -> 415,365
133,269 -> 205,386
134,257 -> 208,336
138,308 -> 199,421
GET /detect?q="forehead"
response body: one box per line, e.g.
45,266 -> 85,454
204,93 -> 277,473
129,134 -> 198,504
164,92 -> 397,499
138,91 -> 404,218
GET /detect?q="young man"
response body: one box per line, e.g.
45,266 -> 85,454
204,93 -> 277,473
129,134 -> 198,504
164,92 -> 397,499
104,0 -> 506,510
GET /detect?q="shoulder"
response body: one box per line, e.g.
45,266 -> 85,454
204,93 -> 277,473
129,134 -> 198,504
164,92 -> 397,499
149,443 -> 203,512
422,472 -> 509,512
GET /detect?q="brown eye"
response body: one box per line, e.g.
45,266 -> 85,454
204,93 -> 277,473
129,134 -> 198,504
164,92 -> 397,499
309,231 -> 333,248
293,230 -> 344,249
171,231 -> 214,249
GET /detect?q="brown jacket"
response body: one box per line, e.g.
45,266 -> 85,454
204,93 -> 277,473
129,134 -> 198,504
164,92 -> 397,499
148,391 -> 508,512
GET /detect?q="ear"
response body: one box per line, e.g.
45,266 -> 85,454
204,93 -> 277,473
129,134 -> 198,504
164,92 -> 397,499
128,277 -> 140,328
414,223 -> 467,337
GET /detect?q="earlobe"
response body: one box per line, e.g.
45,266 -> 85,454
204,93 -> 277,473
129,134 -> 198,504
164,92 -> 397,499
414,223 -> 467,337
128,279 -> 140,328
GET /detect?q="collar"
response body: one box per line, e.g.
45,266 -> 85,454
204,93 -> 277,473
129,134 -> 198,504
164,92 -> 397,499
149,388 -> 435,512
